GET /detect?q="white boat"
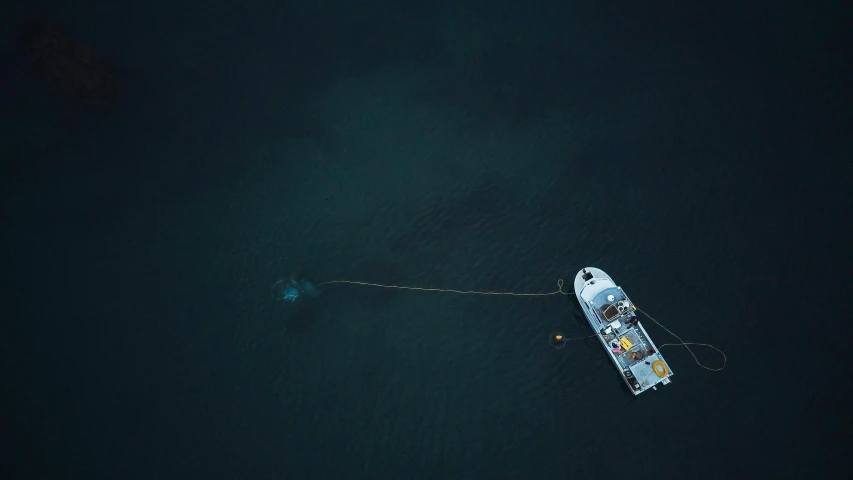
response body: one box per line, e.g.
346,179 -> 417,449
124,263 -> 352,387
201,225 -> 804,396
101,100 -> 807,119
573,267 -> 673,395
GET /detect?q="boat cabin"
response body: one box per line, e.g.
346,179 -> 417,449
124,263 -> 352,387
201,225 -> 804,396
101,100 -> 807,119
590,287 -> 633,326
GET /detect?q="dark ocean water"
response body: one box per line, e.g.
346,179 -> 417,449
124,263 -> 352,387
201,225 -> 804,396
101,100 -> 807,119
2,1 -> 849,479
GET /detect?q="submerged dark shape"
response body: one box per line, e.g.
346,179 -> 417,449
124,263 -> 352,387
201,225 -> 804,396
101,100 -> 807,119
19,21 -> 121,106
271,276 -> 320,305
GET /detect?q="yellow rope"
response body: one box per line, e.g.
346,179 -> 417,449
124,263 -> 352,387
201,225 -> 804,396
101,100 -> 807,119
636,307 -> 726,372
316,277 -> 725,372
317,278 -> 570,297
559,334 -> 597,341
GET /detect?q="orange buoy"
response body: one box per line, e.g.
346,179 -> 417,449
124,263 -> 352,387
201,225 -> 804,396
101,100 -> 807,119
549,332 -> 567,349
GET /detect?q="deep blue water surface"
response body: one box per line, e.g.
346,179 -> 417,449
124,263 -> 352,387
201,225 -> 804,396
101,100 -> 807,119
2,1 -> 848,478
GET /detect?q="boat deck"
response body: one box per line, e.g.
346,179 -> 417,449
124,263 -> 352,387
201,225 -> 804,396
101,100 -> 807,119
601,322 -> 672,391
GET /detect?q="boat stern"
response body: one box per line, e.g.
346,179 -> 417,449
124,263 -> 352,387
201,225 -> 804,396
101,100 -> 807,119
627,351 -> 674,393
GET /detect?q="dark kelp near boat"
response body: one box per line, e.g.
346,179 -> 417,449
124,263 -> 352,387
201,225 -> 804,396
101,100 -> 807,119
19,21 -> 122,106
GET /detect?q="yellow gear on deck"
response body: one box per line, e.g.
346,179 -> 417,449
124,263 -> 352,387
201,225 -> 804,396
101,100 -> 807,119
652,360 -> 668,377
619,337 -> 633,350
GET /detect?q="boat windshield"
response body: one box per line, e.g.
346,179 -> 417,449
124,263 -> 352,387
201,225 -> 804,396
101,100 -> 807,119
591,288 -> 630,323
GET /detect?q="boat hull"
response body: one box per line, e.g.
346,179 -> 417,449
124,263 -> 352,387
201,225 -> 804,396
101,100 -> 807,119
573,267 -> 673,395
